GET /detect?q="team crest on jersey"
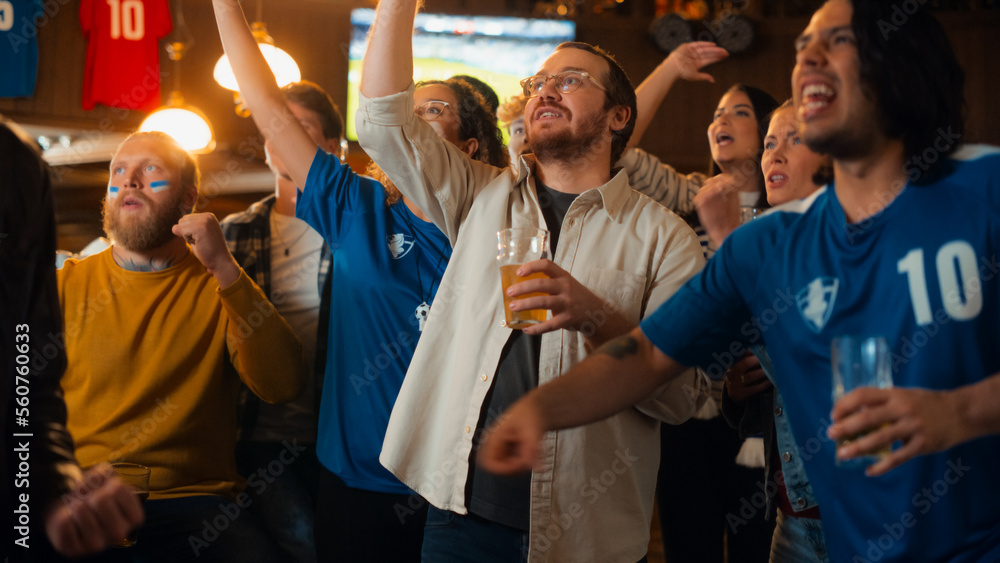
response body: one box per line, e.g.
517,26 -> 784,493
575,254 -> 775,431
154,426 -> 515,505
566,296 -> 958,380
796,277 -> 839,333
386,234 -> 415,259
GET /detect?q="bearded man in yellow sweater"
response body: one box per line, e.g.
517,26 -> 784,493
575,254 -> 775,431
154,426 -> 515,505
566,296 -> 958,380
54,132 -> 305,562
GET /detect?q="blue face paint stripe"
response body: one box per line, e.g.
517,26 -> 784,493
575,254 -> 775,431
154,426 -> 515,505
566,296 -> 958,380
150,180 -> 170,193
108,186 -> 119,197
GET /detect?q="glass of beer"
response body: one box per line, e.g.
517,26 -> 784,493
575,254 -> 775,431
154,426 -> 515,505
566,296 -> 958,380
740,206 -> 760,225
110,462 -> 150,547
497,228 -> 550,329
831,336 -> 893,468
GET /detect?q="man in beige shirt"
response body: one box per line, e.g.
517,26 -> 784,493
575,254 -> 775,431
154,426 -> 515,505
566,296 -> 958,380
357,2 -> 707,561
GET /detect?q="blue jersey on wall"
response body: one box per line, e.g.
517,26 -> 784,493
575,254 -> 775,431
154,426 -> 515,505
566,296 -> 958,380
642,145 -> 1000,562
0,0 -> 43,97
297,149 -> 451,495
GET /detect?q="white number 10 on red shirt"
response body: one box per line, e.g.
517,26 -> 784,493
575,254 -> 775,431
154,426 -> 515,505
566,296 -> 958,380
106,0 -> 144,40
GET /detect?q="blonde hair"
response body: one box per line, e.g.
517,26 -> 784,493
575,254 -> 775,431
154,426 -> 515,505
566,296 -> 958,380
497,93 -> 528,127
116,131 -> 200,196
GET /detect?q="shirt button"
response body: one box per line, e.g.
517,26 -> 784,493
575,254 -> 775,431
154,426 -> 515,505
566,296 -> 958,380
480,373 -> 488,382
782,452 -> 792,463
774,407 -> 783,416
794,498 -> 808,510
465,426 -> 471,434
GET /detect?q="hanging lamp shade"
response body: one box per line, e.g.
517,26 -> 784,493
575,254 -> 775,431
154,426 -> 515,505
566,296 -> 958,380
214,44 -> 301,91
139,91 -> 216,154
213,22 -> 301,91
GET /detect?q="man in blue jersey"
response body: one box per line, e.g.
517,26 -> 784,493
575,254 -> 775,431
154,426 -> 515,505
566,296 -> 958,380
479,1 -> 1000,561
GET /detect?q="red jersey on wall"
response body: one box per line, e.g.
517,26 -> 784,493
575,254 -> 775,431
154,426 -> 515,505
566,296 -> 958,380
79,0 -> 172,112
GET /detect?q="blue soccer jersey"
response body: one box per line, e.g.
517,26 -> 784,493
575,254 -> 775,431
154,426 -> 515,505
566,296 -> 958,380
642,145 -> 1000,562
297,149 -> 451,494
0,0 -> 43,97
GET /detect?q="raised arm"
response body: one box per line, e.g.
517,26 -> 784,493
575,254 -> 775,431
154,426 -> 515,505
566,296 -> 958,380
355,0 -> 502,242
630,42 -> 728,148
477,328 -> 687,474
359,0 -> 419,98
618,147 -> 705,215
177,214 -> 305,403
212,0 -> 316,189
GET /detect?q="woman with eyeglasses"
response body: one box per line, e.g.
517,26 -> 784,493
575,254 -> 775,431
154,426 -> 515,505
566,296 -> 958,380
365,78 -> 508,205
213,2 -> 507,562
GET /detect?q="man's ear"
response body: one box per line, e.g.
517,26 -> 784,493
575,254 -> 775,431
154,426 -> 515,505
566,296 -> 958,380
459,137 -> 479,158
608,106 -> 631,133
183,185 -> 199,213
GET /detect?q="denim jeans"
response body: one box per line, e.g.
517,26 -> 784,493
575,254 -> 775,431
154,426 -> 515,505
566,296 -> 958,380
421,506 -> 649,563
236,441 -> 320,563
422,506 -> 529,563
315,467 -> 427,562
769,510 -> 830,563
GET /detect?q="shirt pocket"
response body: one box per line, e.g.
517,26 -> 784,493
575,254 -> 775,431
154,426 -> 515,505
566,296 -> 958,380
584,267 -> 647,324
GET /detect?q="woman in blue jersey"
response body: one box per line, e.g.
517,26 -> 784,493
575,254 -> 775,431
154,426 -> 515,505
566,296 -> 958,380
212,1 -> 507,561
721,100 -> 833,563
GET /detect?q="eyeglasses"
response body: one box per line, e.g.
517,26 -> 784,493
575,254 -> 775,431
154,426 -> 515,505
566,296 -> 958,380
519,70 -> 606,98
414,100 -> 452,122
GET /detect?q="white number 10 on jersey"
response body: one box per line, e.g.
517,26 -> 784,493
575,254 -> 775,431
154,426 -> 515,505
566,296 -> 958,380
0,1 -> 14,32
107,0 -> 144,40
898,241 -> 983,326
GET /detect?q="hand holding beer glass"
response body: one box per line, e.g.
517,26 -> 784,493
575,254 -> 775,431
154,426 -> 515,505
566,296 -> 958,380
831,336 -> 893,469
498,228 -> 550,329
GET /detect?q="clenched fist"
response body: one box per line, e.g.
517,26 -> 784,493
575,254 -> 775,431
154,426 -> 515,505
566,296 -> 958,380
172,213 -> 241,288
45,464 -> 145,557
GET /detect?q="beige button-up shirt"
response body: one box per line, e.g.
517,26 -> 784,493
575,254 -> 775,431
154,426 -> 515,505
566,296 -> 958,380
358,84 -> 707,563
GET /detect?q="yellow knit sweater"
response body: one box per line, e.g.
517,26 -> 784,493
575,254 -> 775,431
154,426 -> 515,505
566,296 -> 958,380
58,248 -> 304,500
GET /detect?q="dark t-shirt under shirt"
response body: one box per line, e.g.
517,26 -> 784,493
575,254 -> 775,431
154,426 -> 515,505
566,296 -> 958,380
468,181 -> 578,530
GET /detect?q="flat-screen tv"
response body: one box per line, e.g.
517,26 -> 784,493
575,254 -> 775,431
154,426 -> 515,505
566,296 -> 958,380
345,9 -> 576,141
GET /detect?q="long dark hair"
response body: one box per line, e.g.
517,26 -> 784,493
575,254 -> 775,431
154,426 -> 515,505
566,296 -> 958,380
849,0 -> 965,184
709,84 -> 780,210
681,84 -> 777,230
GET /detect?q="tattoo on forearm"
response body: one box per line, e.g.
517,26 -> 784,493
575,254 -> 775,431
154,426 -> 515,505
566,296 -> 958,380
596,335 -> 639,360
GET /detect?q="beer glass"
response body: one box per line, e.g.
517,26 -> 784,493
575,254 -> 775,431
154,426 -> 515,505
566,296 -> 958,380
740,206 -> 760,225
831,336 -> 893,468
497,228 -> 550,329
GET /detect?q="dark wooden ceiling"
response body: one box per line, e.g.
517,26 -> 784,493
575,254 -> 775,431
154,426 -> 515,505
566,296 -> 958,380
2,0 -> 997,251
